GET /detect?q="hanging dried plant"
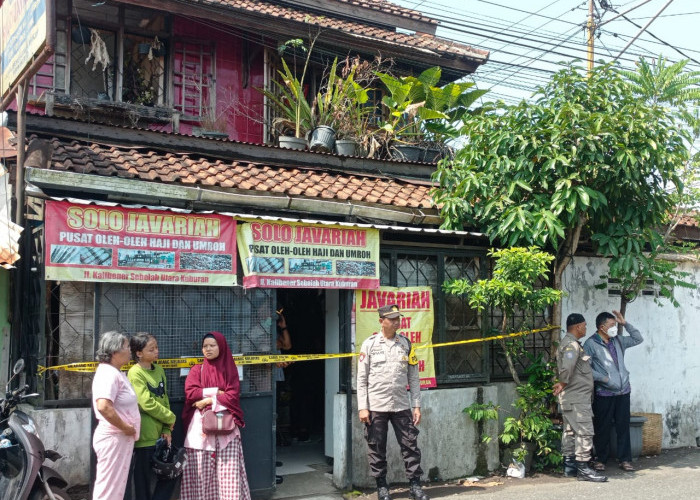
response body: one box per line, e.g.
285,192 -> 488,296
85,28 -> 111,72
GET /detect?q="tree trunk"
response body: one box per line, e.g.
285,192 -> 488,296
551,214 -> 587,355
500,314 -> 521,385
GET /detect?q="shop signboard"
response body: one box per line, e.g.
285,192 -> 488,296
1,0 -> 49,98
44,201 -> 237,286
355,286 -> 436,388
237,220 -> 380,289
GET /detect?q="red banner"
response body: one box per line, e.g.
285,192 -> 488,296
45,201 -> 237,286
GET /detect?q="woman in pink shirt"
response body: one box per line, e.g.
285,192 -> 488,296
92,331 -> 141,500
181,331 -> 250,499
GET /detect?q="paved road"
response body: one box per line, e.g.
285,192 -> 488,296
68,447 -> 700,499
352,447 -> 700,500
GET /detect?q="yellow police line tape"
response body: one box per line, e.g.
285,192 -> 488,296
37,325 -> 559,374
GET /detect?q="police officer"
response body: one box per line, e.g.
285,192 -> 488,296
553,313 -> 607,482
357,304 -> 428,500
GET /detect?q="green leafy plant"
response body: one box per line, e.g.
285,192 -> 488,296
259,35 -> 318,139
444,246 -> 562,385
375,66 -> 487,148
463,401 -> 499,444
465,355 -> 562,470
433,61 -> 691,347
500,354 -> 562,470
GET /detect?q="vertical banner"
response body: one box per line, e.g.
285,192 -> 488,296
355,286 -> 436,388
1,0 -> 47,97
44,201 -> 237,286
237,220 -> 380,289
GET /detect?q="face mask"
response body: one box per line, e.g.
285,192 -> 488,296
605,326 -> 618,337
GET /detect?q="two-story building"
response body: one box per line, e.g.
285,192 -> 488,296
3,0 -> 511,497
5,1 -> 698,498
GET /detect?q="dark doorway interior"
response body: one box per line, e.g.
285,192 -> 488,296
274,289 -> 329,493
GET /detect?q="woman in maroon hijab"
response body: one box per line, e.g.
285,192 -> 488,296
181,332 -> 250,499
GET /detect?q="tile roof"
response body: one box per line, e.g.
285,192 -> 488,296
45,137 -> 436,210
188,0 -> 488,64
332,0 -> 436,23
677,213 -> 699,228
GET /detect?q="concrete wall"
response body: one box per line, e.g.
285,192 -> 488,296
562,257 -> 700,448
25,406 -> 92,485
337,386 -> 500,489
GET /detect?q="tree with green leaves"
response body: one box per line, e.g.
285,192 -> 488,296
444,247 -> 561,385
598,56 -> 700,316
433,62 -> 691,345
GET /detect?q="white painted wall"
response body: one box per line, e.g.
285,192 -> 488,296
562,257 -> 700,448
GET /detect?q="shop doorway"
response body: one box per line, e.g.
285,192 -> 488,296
274,288 -> 333,497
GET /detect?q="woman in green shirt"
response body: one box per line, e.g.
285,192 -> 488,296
128,332 -> 178,500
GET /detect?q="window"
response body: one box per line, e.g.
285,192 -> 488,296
380,246 -> 552,385
172,40 -> 216,119
380,247 -> 488,384
31,1 -> 169,109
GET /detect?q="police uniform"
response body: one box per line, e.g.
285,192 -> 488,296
557,331 -> 595,462
357,330 -> 422,481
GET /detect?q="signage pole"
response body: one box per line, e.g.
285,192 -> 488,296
14,80 -> 27,227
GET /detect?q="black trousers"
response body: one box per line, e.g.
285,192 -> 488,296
127,446 -> 180,500
592,392 -> 632,463
363,409 -> 423,481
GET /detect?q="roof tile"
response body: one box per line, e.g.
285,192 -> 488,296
44,137 -> 436,210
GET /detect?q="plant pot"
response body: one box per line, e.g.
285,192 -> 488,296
200,131 -> 229,139
278,136 -> 307,150
422,147 -> 443,163
72,26 -> 91,45
309,125 -> 336,153
390,144 -> 423,162
335,139 -> 358,156
138,43 -> 152,55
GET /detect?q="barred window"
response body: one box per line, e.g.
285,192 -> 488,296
172,40 -> 216,119
380,247 -> 552,385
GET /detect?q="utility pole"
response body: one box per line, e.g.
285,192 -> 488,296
587,0 -> 595,73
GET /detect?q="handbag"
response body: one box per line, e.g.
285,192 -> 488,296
199,367 -> 235,435
201,408 -> 235,435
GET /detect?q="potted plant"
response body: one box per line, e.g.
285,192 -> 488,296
308,58 -> 342,152
258,35 -> 318,150
375,67 -> 445,161
333,57 -> 380,157
375,66 -> 487,161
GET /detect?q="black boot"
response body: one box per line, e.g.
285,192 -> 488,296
376,477 -> 392,500
576,461 -> 608,482
409,478 -> 429,500
563,456 -> 577,477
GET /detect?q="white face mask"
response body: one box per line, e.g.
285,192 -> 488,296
604,326 -> 618,337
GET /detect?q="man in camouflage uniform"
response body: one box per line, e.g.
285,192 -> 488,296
553,313 -> 607,482
357,304 -> 428,500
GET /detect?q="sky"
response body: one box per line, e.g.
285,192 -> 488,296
392,0 -> 700,105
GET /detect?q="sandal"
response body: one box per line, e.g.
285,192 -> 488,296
619,461 -> 636,472
591,461 -> 606,471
